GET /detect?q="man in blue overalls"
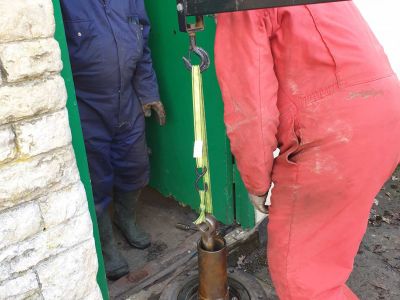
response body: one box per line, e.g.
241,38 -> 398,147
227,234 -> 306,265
60,0 -> 165,280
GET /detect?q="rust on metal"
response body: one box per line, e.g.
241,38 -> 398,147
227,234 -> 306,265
198,237 -> 229,300
127,269 -> 149,283
197,214 -> 229,300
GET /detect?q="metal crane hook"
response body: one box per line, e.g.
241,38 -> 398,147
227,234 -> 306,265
183,34 -> 210,73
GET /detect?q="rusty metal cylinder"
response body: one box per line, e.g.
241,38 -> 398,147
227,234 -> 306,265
198,236 -> 229,300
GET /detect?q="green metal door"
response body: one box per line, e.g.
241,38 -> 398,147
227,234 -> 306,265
145,1 -> 255,228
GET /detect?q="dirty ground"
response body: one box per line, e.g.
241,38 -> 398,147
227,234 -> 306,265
110,188 -> 198,278
110,168 -> 400,299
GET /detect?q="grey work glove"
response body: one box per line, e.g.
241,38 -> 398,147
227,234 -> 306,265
248,193 -> 269,214
142,101 -> 166,126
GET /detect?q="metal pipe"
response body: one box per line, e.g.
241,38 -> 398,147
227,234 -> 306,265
198,236 -> 229,300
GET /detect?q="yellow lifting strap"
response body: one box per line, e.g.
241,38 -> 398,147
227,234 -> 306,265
192,65 -> 213,224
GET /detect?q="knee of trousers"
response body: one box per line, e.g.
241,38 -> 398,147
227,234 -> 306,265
112,137 -> 150,192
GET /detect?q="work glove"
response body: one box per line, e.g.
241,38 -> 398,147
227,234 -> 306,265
248,193 -> 269,214
142,101 -> 166,126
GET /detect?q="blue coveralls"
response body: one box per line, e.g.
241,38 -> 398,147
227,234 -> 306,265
60,0 -> 160,214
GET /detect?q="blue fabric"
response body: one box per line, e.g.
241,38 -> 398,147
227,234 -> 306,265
60,0 -> 158,213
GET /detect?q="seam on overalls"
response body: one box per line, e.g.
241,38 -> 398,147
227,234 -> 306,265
284,156 -> 300,300
266,8 -> 281,35
305,6 -> 340,87
341,72 -> 395,89
303,72 -> 395,106
277,88 -> 301,300
280,87 -> 300,119
278,90 -> 305,159
303,82 -> 340,105
258,12 -> 269,183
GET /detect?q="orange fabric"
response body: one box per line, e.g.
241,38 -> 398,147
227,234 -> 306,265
215,2 -> 400,299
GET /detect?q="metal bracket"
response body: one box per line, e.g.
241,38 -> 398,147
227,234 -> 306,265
177,0 -> 205,33
177,0 -> 348,32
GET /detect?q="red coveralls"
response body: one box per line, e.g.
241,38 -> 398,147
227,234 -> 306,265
215,2 -> 400,299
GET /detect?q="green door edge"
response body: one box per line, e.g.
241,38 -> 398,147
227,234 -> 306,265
234,164 -> 256,228
52,1 -> 109,298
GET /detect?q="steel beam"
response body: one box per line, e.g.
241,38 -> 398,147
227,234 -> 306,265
177,0 -> 348,32
179,0 -> 348,16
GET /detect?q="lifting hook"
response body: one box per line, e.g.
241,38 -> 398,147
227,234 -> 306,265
195,166 -> 208,192
183,33 -> 210,73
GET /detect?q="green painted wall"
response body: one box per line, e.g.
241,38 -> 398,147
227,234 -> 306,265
145,1 -> 255,228
52,1 -> 109,298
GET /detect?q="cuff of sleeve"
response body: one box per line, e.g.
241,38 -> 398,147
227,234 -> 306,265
139,96 -> 160,105
246,183 -> 271,197
239,167 -> 271,197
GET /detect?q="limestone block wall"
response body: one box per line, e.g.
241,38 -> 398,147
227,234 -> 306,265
0,0 -> 101,299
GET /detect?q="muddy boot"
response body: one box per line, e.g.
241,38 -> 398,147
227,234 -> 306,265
97,211 -> 129,281
113,189 -> 151,249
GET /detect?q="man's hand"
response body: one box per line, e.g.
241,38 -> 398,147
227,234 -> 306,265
248,193 -> 269,214
142,101 -> 166,126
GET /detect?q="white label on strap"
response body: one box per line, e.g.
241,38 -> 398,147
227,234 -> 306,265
193,140 -> 203,158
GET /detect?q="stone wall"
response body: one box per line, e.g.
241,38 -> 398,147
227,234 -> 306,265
0,0 -> 101,299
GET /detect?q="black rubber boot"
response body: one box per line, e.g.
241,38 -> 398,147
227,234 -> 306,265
97,211 -> 129,281
113,189 -> 151,249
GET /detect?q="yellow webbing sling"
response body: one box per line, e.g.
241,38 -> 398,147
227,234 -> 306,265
192,65 -> 213,224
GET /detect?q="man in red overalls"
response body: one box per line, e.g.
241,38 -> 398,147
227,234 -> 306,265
215,1 -> 400,299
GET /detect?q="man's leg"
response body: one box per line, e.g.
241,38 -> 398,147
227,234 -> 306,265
111,116 -> 151,249
268,77 -> 400,299
82,118 -> 129,280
